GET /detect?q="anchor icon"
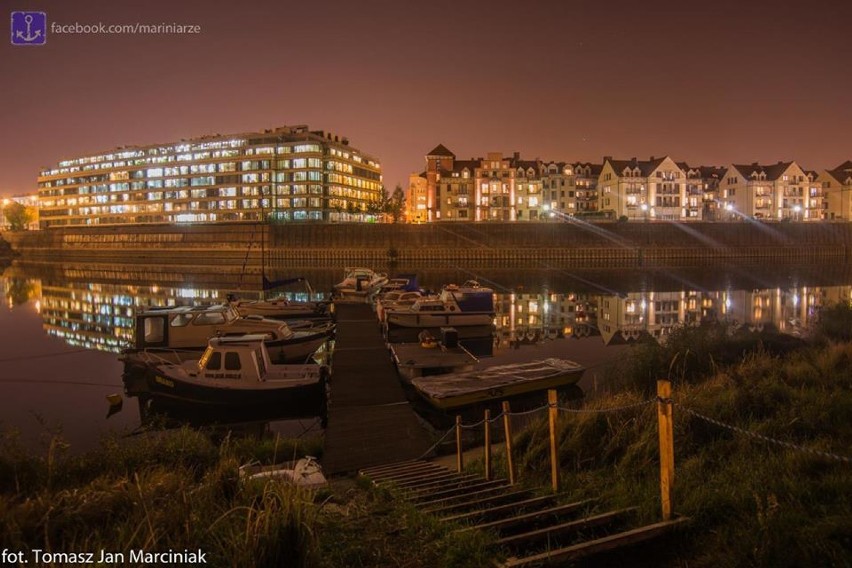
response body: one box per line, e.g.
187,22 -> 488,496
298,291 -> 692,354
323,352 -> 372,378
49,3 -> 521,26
16,15 -> 43,42
11,11 -> 47,45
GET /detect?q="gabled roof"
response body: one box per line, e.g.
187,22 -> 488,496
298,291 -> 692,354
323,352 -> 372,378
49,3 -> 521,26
604,156 -> 669,177
827,160 -> 852,184
572,162 -> 603,176
426,144 -> 455,157
731,162 -> 792,182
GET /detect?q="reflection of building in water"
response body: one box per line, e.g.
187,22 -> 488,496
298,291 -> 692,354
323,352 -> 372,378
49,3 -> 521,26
39,283 -> 224,352
2,275 -> 42,308
594,286 -> 837,345
493,291 -> 600,348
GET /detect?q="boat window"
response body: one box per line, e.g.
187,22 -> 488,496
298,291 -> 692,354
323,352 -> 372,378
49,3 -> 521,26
193,312 -> 226,325
223,308 -> 239,323
205,351 -> 222,371
254,348 -> 267,376
143,318 -> 165,343
224,352 -> 241,371
170,313 -> 194,327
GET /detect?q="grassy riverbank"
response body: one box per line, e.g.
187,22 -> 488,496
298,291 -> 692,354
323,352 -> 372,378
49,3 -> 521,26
497,313 -> 852,567
0,429 -> 325,567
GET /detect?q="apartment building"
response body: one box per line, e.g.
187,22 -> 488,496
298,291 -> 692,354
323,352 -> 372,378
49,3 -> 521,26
406,173 -> 428,223
38,125 -> 382,227
718,161 -> 822,221
820,160 -> 852,220
597,156 -> 694,220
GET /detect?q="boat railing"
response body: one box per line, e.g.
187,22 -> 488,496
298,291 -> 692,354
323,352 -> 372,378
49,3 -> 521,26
133,348 -> 199,366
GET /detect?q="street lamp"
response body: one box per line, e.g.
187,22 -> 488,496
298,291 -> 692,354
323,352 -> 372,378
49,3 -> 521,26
640,203 -> 649,222
793,204 -> 802,222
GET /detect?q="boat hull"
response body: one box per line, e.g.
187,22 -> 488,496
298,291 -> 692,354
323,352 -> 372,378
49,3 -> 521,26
385,312 -> 493,329
140,368 -> 326,408
121,327 -> 332,372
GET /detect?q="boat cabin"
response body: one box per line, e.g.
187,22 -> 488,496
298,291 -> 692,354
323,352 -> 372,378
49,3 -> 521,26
189,335 -> 272,382
440,281 -> 495,313
135,304 -> 286,349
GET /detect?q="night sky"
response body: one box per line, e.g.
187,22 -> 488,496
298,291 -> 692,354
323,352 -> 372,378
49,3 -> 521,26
1,0 -> 850,198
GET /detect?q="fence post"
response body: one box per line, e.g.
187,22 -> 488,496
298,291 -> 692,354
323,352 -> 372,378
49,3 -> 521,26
548,389 -> 559,492
484,409 -> 491,481
502,401 -> 515,485
455,415 -> 464,473
657,379 -> 675,521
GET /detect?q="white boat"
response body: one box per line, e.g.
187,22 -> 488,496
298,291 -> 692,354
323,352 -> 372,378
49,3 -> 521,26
333,267 -> 388,300
411,358 -> 585,410
120,304 -> 334,370
230,295 -> 329,321
384,281 -> 494,329
375,290 -> 424,322
228,277 -> 329,320
143,335 -> 327,408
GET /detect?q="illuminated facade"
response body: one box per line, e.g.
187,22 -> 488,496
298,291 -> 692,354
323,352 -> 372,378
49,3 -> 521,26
422,145 -> 604,222
598,156 -> 699,221
718,162 -> 823,221
37,125 -> 382,228
406,173 -> 428,223
820,160 -> 852,221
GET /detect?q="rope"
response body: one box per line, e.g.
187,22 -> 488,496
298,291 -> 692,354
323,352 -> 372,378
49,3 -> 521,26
487,411 -> 506,423
557,399 -> 655,414
674,402 -> 852,464
506,404 -> 550,417
460,418 -> 487,430
416,426 -> 456,460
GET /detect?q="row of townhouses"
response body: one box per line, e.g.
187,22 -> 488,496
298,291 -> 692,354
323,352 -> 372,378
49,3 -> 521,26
408,145 -> 852,223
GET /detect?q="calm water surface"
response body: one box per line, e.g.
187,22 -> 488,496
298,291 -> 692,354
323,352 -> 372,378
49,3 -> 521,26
2,260 -> 850,454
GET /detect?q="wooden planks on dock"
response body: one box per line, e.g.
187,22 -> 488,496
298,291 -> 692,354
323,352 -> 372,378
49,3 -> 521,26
322,304 -> 433,474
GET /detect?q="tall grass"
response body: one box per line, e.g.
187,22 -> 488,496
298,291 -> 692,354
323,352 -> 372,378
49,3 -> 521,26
0,428 -> 323,567
507,342 -> 852,567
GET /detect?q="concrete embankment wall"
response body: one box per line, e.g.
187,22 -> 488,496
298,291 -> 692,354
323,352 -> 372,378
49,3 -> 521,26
4,222 -> 852,268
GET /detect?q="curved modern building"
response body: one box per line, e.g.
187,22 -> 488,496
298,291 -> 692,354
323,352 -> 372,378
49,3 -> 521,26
37,125 -> 382,228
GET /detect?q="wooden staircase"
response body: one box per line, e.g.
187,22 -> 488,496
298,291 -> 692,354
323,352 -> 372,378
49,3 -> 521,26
359,460 -> 689,567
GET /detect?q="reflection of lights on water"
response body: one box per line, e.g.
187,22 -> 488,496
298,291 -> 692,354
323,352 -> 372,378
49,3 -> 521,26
34,300 -> 41,313
792,294 -> 799,306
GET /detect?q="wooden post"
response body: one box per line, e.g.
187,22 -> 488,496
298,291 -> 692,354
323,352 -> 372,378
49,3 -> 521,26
548,389 -> 559,492
484,409 -> 492,481
455,415 -> 464,473
657,380 -> 675,521
502,401 -> 515,485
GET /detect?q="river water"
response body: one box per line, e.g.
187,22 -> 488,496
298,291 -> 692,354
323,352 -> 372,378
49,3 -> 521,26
1,260 -> 850,454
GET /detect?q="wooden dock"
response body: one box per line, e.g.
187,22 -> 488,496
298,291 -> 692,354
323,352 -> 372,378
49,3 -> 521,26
322,303 -> 433,475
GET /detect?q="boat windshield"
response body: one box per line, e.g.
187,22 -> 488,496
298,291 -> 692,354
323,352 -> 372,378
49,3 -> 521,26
198,346 -> 215,371
223,307 -> 239,323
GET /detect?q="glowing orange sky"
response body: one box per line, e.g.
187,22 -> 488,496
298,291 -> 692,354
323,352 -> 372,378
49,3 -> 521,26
1,0 -> 850,197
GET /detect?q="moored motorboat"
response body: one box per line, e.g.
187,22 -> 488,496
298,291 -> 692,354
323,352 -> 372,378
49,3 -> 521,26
375,290 -> 424,322
230,295 -> 330,321
142,335 -> 328,407
384,281 -> 494,330
120,304 -> 334,371
411,358 -> 584,410
333,267 -> 388,300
